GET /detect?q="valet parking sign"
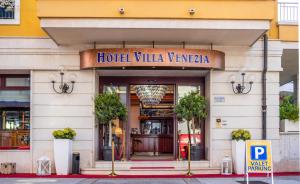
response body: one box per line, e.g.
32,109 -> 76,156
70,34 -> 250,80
245,140 -> 274,184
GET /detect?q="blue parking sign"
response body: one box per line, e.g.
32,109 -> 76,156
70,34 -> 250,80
250,145 -> 267,160
246,140 -> 273,183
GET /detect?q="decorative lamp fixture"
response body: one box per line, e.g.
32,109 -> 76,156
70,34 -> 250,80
230,73 -> 253,94
221,156 -> 232,175
36,156 -> 51,175
114,127 -> 123,135
51,67 -> 75,94
134,85 -> 168,106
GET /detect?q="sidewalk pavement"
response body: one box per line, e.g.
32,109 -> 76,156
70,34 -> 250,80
0,176 -> 299,184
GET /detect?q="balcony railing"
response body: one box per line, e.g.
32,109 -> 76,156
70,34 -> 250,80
278,2 -> 298,24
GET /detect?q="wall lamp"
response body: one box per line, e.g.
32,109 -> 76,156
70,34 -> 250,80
230,73 -> 254,94
51,68 -> 75,94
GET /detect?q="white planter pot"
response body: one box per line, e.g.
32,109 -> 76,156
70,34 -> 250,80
231,140 -> 245,174
280,119 -> 299,132
53,139 -> 72,175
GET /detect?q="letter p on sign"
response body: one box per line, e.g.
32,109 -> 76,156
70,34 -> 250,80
251,145 -> 267,160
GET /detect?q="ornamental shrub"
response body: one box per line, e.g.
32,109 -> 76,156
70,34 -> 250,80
94,92 -> 127,124
280,96 -> 299,122
231,129 -> 251,141
94,91 -> 127,147
175,92 -> 207,145
52,128 -> 76,140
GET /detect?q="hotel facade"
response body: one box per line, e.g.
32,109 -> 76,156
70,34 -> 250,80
0,0 -> 298,174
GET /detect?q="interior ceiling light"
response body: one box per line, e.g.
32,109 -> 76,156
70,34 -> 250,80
134,85 -> 168,106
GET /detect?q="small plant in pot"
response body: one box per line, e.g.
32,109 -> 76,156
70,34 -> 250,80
231,129 -> 251,174
175,92 -> 207,161
94,92 -> 127,161
280,96 -> 299,132
52,128 -> 76,175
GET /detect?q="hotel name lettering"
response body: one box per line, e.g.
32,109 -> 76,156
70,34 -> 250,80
97,51 -> 209,64
80,48 -> 225,69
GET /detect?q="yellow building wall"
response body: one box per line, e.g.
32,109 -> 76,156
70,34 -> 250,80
268,1 -> 279,40
0,0 -> 297,41
36,0 -> 281,39
0,0 -> 46,37
279,25 -> 298,42
37,0 -> 275,20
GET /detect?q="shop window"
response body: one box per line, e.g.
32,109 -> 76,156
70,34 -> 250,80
5,77 -> 30,87
0,75 -> 30,150
0,0 -> 20,24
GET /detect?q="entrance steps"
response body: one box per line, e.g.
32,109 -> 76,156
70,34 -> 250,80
81,160 -> 221,175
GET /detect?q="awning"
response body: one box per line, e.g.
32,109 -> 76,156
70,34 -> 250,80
40,19 -> 270,46
0,101 -> 30,108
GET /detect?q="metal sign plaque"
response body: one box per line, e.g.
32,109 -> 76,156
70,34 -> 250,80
80,48 -> 225,69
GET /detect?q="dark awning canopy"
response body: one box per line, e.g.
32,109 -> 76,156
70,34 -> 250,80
0,101 -> 30,108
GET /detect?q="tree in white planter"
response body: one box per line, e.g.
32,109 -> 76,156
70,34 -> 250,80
52,128 -> 76,175
231,129 -> 251,174
280,96 -> 299,132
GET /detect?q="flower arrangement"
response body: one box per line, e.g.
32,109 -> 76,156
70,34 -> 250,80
0,0 -> 15,11
231,129 -> 251,141
280,96 -> 299,122
52,128 -> 76,140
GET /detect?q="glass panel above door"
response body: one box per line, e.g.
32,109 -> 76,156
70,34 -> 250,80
177,85 -> 200,102
103,85 -> 127,106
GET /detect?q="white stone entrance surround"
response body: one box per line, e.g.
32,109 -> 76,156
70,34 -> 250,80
0,37 -> 289,173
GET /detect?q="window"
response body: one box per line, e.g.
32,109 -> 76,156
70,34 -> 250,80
0,75 -> 30,150
6,77 -> 30,87
0,0 -> 20,24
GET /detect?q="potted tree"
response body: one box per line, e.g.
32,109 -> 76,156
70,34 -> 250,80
94,92 -> 127,161
231,129 -> 251,174
175,92 -> 207,160
280,96 -> 299,132
52,128 -> 76,175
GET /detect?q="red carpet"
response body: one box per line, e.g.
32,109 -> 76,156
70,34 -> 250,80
129,159 -> 174,161
0,172 -> 299,178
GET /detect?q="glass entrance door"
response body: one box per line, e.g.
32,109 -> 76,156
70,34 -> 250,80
177,85 -> 205,160
98,77 -> 205,161
99,85 -> 127,161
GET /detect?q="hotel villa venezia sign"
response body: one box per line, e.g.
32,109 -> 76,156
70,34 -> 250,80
80,48 -> 225,69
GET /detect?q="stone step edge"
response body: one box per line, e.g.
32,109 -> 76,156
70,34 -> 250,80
95,161 -> 210,163
80,170 -> 221,175
81,167 -> 220,171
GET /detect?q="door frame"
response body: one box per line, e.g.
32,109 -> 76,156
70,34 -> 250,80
99,77 -> 205,160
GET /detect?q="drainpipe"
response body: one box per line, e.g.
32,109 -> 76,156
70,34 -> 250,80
262,34 -> 268,140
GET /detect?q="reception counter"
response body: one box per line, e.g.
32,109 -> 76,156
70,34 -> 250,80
131,134 -> 173,154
